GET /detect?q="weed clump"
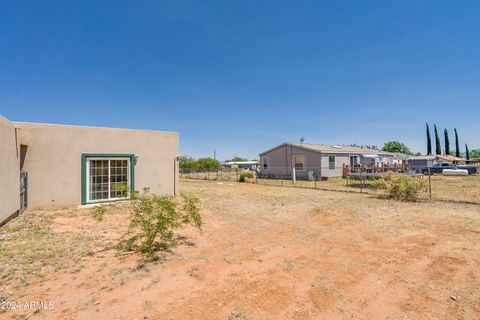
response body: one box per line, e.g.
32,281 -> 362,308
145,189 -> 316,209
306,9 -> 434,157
239,172 -> 254,182
372,173 -> 428,201
117,189 -> 202,259
91,205 -> 107,221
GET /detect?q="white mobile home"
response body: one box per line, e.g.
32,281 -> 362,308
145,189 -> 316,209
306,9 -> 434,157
259,142 -> 406,179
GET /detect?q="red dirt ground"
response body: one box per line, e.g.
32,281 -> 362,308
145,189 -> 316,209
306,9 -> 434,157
2,180 -> 480,319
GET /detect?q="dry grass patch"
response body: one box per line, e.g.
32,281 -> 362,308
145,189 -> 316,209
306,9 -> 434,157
429,175 -> 480,202
253,175 -> 480,203
0,210 -> 99,287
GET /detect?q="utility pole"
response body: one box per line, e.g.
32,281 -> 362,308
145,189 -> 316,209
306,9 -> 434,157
214,149 -> 216,160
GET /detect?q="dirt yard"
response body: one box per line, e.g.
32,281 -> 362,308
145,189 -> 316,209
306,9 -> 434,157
1,180 -> 480,319
183,174 -> 480,204
252,175 -> 480,204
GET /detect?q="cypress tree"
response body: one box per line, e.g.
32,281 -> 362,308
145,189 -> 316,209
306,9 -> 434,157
444,129 -> 450,155
434,125 -> 441,155
454,128 -> 460,157
465,144 -> 470,160
426,123 -> 432,155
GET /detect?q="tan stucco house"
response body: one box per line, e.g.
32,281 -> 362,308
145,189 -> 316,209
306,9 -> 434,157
1,115 -> 179,225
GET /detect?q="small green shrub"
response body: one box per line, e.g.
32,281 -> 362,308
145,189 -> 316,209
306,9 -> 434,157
91,205 -> 107,221
239,172 -> 254,182
372,173 -> 427,201
117,188 -> 202,258
111,182 -> 129,197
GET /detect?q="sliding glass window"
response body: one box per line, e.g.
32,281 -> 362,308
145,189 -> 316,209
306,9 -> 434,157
85,157 -> 132,203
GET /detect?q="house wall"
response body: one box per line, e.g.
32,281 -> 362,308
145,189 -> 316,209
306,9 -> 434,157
0,116 -> 20,224
290,146 -> 324,179
260,145 -> 324,179
320,153 -> 350,177
260,145 -> 290,177
379,155 -> 403,165
359,156 -> 375,166
408,159 -> 434,170
15,122 -> 179,208
260,145 -> 352,178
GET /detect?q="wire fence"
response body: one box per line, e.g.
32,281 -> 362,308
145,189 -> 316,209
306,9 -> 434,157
180,167 -> 411,193
180,168 -> 244,182
180,167 -> 480,204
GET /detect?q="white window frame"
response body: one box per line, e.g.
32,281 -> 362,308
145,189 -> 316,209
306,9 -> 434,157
349,155 -> 359,167
292,155 -> 305,171
86,157 -> 131,204
328,155 -> 336,170
262,156 -> 269,169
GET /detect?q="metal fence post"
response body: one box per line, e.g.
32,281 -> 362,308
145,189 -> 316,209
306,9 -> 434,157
428,167 -> 432,199
360,170 -> 364,193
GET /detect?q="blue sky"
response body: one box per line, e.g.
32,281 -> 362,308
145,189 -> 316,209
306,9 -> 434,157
1,1 -> 479,159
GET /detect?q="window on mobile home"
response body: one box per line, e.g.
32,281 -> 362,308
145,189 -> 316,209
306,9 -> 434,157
293,155 -> 305,171
329,155 -> 335,170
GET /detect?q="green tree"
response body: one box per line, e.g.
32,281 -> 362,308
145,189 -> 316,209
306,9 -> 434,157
381,141 -> 413,155
195,157 -> 221,169
444,129 -> 450,155
454,128 -> 460,157
426,123 -> 432,155
227,156 -> 248,162
179,155 -> 197,169
470,149 -> 480,159
434,125 -> 441,155
465,144 -> 470,160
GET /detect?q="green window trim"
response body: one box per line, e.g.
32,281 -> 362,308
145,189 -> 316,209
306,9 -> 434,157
81,153 -> 135,205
